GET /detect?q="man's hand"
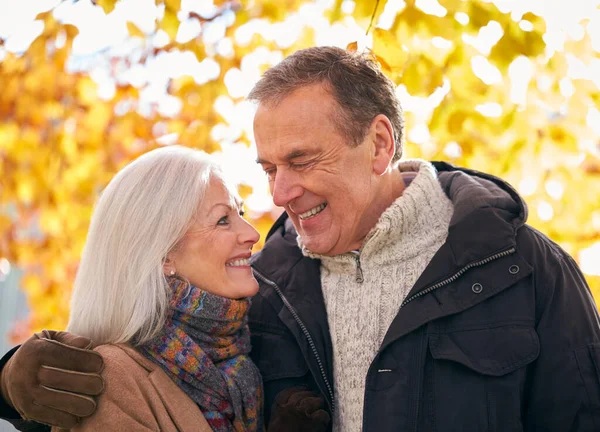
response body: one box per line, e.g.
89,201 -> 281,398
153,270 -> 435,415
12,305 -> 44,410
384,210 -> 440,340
0,330 -> 104,429
268,386 -> 330,432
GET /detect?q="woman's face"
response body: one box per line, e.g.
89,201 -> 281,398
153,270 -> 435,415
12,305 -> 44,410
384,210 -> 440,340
164,178 -> 260,299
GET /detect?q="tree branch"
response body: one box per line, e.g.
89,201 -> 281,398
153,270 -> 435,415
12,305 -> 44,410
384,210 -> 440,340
366,0 -> 381,35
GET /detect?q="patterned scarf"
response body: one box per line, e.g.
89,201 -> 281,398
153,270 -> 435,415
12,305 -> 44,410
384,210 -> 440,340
142,277 -> 263,432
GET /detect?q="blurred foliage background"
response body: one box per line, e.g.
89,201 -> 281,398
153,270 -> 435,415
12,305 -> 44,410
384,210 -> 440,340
0,0 -> 599,343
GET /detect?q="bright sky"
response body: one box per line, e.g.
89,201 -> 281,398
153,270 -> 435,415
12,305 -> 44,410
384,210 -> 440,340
0,0 -> 599,276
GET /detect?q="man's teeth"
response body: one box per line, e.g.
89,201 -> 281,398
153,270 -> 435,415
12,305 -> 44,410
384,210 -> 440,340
299,203 -> 326,220
226,258 -> 250,267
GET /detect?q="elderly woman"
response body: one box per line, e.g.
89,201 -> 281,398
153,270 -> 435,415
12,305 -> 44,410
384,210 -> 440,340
60,145 -> 264,431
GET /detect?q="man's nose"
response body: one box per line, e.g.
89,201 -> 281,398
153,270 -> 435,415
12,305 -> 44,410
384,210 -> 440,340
271,168 -> 303,208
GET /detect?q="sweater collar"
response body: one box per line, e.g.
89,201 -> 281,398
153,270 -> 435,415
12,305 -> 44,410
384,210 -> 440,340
299,160 -> 454,267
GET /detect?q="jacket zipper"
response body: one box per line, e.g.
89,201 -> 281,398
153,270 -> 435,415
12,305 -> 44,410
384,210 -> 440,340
252,269 -> 336,414
400,247 -> 517,308
350,251 -> 364,283
363,247 -> 517,431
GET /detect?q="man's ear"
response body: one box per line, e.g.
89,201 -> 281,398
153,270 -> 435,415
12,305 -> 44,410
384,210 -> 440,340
370,114 -> 395,175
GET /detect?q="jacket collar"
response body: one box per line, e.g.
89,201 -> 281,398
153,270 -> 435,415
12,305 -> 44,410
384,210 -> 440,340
412,162 -> 527,285
103,344 -> 212,432
254,162 -> 527,283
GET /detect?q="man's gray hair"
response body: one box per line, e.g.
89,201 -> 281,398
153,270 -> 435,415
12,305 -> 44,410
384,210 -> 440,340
68,145 -> 225,346
248,46 -> 405,162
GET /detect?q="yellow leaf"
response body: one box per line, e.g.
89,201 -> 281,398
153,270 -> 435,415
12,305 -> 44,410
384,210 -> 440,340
346,41 -> 358,53
16,179 -> 36,205
77,77 -> 98,105
447,110 -> 467,135
127,21 -> 145,38
237,184 -> 253,200
164,0 -> 181,11
63,24 -> 79,39
34,11 -> 53,22
402,54 -> 444,96
22,275 -> 45,298
329,0 -> 344,23
372,27 -> 407,71
467,1 -> 493,30
0,123 -> 20,150
40,209 -> 63,236
160,8 -> 180,40
521,12 -> 546,33
96,0 -> 118,14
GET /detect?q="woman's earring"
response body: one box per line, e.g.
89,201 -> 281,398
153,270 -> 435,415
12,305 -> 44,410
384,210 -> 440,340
169,269 -> 175,276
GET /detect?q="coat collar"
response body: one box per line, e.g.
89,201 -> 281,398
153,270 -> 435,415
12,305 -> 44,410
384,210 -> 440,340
254,162 -> 527,284
102,344 -> 211,432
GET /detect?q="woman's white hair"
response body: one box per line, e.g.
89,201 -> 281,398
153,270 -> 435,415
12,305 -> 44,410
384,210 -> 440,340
68,145 -> 226,346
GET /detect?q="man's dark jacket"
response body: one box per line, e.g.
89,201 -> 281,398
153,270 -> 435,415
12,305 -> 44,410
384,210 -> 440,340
249,162 -> 600,431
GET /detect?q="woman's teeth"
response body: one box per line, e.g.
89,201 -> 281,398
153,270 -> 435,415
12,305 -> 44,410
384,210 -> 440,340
299,203 -> 327,220
226,258 -> 250,267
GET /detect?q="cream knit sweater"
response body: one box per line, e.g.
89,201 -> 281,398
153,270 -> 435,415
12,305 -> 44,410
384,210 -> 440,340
299,160 -> 454,432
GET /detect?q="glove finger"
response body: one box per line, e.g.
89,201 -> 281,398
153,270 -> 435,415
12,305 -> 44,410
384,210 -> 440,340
39,330 -> 93,350
296,395 -> 324,414
287,390 -> 315,407
310,409 -> 331,423
274,386 -> 308,405
35,386 -> 97,418
22,402 -> 82,429
36,337 -> 104,373
39,365 -> 104,395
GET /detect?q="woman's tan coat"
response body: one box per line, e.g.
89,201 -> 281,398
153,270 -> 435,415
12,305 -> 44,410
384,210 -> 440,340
55,344 -> 212,432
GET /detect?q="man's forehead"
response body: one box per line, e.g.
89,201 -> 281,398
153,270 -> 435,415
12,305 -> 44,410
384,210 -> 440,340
256,145 -> 320,165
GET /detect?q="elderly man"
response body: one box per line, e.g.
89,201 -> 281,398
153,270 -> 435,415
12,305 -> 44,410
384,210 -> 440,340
2,46 -> 600,432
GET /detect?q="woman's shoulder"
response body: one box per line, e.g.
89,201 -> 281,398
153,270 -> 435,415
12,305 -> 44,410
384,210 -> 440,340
92,344 -> 156,398
94,343 -> 154,373
91,344 -> 211,432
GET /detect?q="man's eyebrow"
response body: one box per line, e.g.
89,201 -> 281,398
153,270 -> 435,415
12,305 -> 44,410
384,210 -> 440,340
256,150 -> 312,165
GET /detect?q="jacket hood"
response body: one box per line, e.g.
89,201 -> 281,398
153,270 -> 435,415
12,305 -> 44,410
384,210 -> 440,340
251,162 -> 528,283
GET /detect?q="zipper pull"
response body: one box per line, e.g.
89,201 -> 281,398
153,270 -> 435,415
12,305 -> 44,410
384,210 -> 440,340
354,253 -> 364,283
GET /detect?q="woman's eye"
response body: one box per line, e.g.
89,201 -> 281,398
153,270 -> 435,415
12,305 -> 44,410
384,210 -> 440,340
217,216 -> 229,225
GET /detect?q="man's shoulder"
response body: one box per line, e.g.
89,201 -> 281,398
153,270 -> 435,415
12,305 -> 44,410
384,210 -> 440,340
516,224 -> 570,266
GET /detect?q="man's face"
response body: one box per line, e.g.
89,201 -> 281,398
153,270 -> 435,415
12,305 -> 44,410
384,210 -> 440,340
254,83 -> 381,256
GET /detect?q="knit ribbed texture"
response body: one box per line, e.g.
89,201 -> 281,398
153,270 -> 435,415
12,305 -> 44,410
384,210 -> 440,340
141,277 -> 263,432
299,160 -> 454,432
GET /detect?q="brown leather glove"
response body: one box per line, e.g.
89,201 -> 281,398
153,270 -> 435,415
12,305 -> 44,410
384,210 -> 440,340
0,330 -> 104,429
268,386 -> 331,432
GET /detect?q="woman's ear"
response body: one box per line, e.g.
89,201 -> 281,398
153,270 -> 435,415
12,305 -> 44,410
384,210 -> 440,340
163,255 -> 176,277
